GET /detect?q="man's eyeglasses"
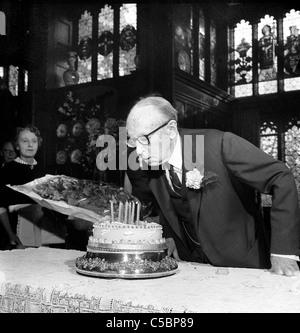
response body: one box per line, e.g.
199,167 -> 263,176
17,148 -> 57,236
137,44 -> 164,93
127,120 -> 170,148
2,149 -> 16,155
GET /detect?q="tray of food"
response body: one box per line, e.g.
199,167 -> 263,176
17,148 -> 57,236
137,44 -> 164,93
7,174 -> 138,224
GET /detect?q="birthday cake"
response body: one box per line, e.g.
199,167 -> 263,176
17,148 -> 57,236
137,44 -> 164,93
75,202 -> 178,279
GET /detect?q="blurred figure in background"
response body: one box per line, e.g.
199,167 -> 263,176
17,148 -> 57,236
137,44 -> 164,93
0,139 -> 17,167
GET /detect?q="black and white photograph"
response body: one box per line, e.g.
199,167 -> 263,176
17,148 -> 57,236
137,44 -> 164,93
0,0 -> 300,317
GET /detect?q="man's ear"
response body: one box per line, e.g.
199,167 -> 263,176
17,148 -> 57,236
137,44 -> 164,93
168,120 -> 178,139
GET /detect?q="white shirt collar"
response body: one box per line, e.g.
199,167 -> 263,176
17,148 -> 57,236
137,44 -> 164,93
168,133 -> 182,170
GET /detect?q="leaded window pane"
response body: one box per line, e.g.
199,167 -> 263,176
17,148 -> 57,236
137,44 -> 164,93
173,4 -> 193,75
8,65 -> 18,96
210,19 -> 217,86
230,8 -> 300,97
189,5 -> 194,76
0,11 -> 5,35
260,121 -> 278,207
24,70 -> 28,92
260,121 -> 278,159
284,125 -> 300,201
78,10 -> 93,83
98,5 -> 114,80
258,15 -> 278,95
260,120 -> 300,205
233,20 -> 253,97
199,8 -> 205,81
119,3 -> 137,77
283,9 -> 300,91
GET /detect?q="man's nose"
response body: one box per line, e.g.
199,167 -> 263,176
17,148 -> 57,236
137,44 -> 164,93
135,141 -> 144,155
136,141 -> 149,159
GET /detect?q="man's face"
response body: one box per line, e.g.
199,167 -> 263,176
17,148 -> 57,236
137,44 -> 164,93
1,142 -> 17,163
136,130 -> 172,167
126,112 -> 174,167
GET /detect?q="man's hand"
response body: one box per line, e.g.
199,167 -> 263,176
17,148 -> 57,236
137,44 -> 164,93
166,237 -> 181,261
270,256 -> 300,277
9,234 -> 26,249
9,233 -> 23,246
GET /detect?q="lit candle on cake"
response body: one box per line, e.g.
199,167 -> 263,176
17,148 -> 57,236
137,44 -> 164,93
110,200 -> 114,222
124,201 -> 129,224
128,201 -> 132,224
136,202 -> 140,224
118,202 -> 123,222
131,201 -> 135,224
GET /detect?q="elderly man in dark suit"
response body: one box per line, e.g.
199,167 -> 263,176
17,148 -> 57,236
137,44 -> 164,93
125,95 -> 300,276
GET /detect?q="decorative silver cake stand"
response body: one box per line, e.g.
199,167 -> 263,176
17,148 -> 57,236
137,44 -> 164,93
75,267 -> 177,279
75,251 -> 178,279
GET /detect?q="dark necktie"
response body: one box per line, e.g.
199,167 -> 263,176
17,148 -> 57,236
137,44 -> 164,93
169,164 -> 182,195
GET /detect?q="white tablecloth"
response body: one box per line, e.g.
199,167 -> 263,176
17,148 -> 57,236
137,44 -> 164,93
0,247 -> 300,313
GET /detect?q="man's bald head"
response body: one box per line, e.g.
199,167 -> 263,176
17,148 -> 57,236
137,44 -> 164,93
126,96 -> 178,137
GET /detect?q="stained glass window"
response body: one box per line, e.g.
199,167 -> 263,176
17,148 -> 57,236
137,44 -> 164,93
75,4 -> 137,84
8,65 -> 18,96
199,8 -> 205,81
173,4 -> 193,75
284,122 -> 300,202
78,11 -> 93,83
258,15 -> 278,95
119,3 -> 137,76
98,5 -> 114,80
1,66 -> 27,95
24,70 -> 28,92
283,9 -> 300,92
210,19 -> 217,86
0,11 -> 5,35
174,4 -> 221,85
232,20 -> 253,98
260,121 -> 277,207
260,121 -> 278,159
230,8 -> 300,97
189,6 -> 194,76
260,119 -> 300,205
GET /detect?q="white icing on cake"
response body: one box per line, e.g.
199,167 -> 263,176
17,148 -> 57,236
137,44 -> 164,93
90,220 -> 165,246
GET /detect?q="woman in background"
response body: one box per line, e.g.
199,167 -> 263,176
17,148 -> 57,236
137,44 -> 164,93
0,125 -> 44,249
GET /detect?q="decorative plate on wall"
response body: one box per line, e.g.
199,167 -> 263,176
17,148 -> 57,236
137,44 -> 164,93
70,149 -> 83,164
98,31 -> 114,56
78,36 -> 93,60
178,49 -> 191,73
120,25 -> 137,52
72,122 -> 83,137
56,124 -> 68,139
56,150 -> 68,165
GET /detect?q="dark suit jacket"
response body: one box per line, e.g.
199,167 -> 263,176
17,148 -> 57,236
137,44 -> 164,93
148,129 -> 300,269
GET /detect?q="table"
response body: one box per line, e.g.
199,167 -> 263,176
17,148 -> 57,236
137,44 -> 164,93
0,247 -> 300,313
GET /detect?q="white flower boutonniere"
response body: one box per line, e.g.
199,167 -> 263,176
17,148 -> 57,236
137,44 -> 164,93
186,168 -> 218,190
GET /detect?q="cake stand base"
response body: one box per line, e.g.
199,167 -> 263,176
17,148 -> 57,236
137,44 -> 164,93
75,252 -> 178,279
75,267 -> 177,279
